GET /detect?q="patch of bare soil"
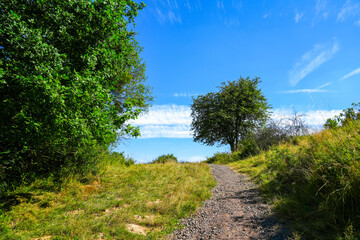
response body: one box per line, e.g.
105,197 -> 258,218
170,164 -> 291,240
125,223 -> 150,236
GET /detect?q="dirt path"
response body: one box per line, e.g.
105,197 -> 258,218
170,164 -> 291,240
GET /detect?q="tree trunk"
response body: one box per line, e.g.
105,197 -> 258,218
230,142 -> 235,153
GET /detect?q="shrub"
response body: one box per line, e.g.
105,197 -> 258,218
262,119 -> 360,238
0,0 -> 151,191
325,102 -> 360,129
206,152 -> 244,164
217,111 -> 310,161
152,154 -> 178,164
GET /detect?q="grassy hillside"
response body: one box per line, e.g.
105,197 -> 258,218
0,156 -> 215,240
208,119 -> 360,239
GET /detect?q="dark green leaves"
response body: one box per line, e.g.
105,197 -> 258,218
0,0 -> 151,190
190,76 -> 270,152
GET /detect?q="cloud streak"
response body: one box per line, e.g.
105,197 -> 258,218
337,0 -> 360,22
341,67 -> 360,80
138,124 -> 191,138
131,105 -> 192,138
131,105 -> 342,139
295,12 -> 304,23
217,0 -> 225,10
289,40 -> 339,86
314,0 -> 329,20
134,105 -> 191,126
173,92 -> 200,98
281,82 -> 332,94
149,0 -> 183,24
281,89 -> 328,94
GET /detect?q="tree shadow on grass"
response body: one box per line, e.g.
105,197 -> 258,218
0,193 -> 33,212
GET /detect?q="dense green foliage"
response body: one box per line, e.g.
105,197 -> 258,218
151,154 -> 178,164
191,76 -> 270,152
225,116 -> 360,239
325,102 -> 360,129
0,0 -> 151,191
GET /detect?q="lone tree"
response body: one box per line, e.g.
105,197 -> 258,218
0,0 -> 151,186
190,76 -> 270,152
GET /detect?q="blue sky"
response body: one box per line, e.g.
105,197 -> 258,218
115,0 -> 360,163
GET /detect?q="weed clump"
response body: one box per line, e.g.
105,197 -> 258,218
152,154 -> 178,164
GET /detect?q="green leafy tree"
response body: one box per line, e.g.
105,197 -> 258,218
0,0 -> 151,187
191,76 -> 270,152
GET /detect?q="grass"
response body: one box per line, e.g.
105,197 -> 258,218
0,156 -> 216,239
211,120 -> 360,239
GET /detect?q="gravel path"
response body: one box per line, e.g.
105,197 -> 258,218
170,164 -> 291,240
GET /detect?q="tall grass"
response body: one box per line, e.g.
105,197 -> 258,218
224,119 -> 360,239
0,154 -> 215,239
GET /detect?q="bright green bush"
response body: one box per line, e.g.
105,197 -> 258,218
0,0 -> 151,191
152,154 -> 178,164
325,102 -> 360,129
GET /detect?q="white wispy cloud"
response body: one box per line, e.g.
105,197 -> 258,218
217,0 -> 225,10
187,156 -> 206,162
337,0 -> 360,22
272,109 -> 342,127
289,40 -> 339,86
317,81 -> 332,89
224,16 -> 240,27
138,124 -> 191,138
173,92 -> 200,98
281,82 -> 332,94
184,0 -> 191,11
168,11 -> 182,24
295,12 -> 304,23
131,105 -> 342,139
131,105 -> 192,138
341,67 -> 360,80
315,0 -> 329,19
151,0 -> 183,24
282,89 -> 328,94
134,105 -> 191,126
166,0 -> 179,10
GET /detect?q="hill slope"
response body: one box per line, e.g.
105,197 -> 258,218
0,160 -> 215,239
216,120 -> 360,239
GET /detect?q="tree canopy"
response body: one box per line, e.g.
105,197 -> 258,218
0,0 -> 151,187
190,77 -> 270,152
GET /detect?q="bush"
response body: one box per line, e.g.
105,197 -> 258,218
206,152 -> 244,164
152,154 -> 178,164
262,119 -> 360,238
0,0 -> 150,191
226,111 -> 310,161
107,152 -> 136,167
325,102 -> 360,129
